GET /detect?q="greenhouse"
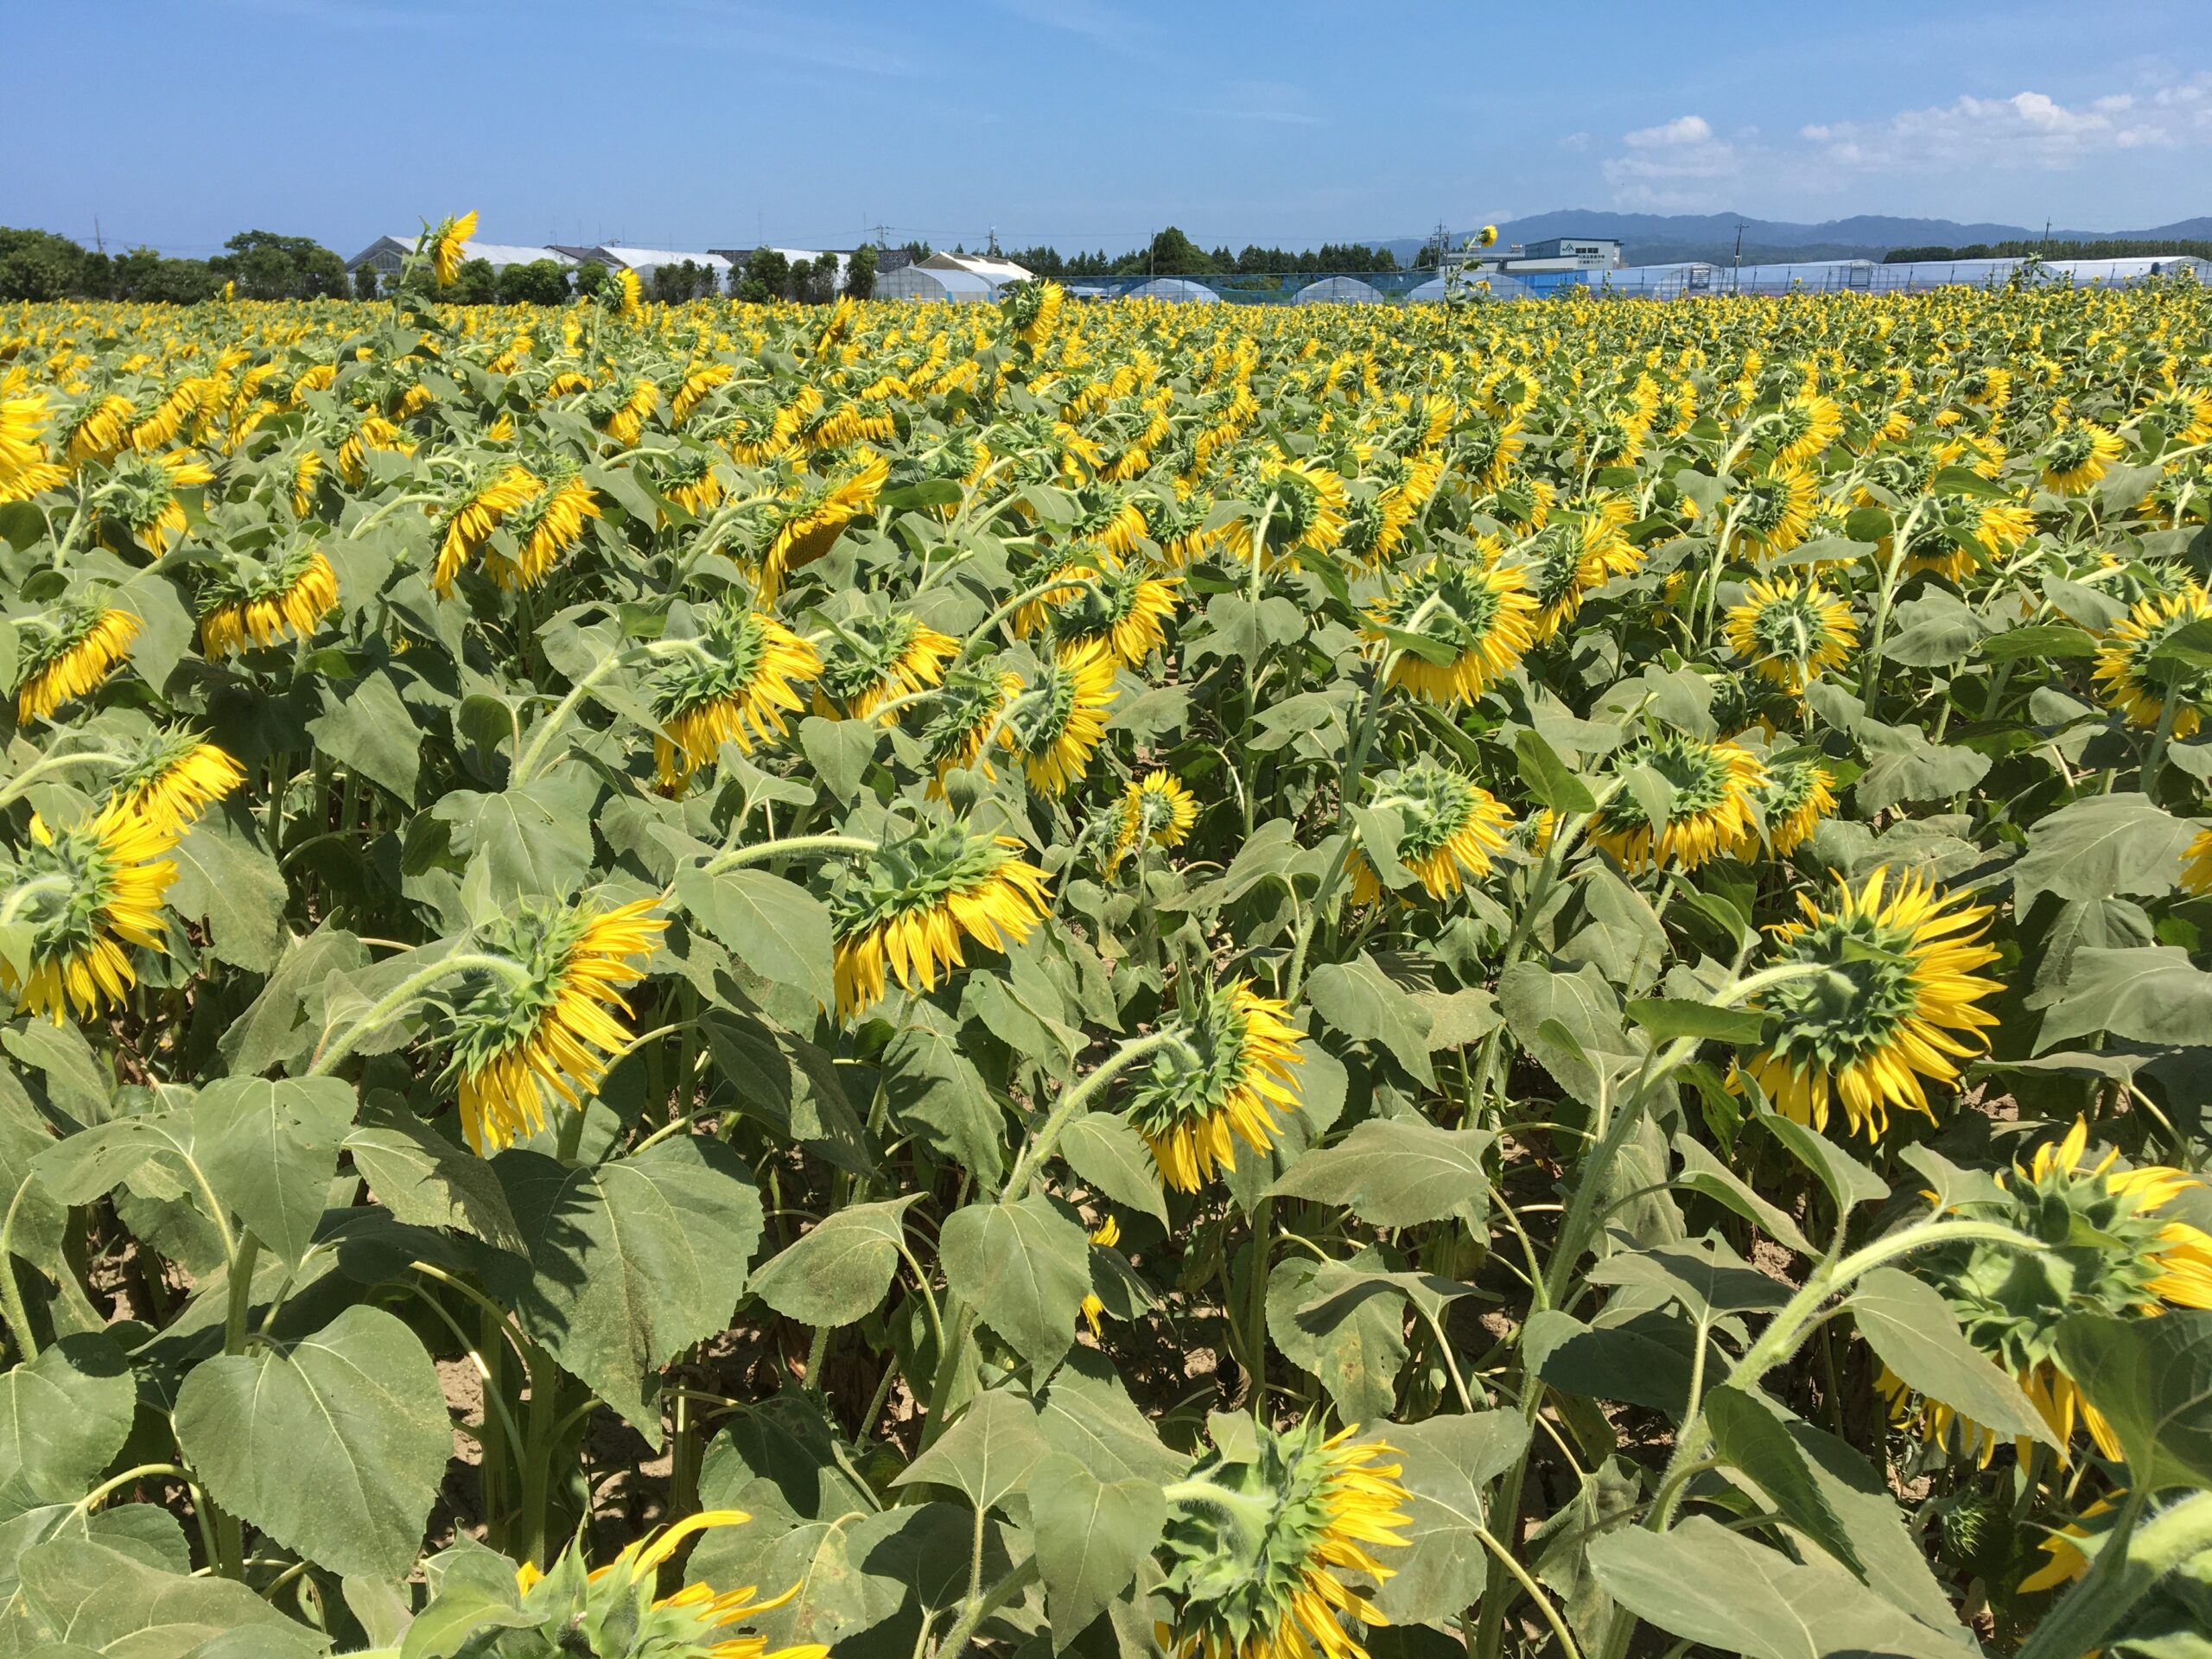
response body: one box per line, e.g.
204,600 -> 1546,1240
1122,276 -> 1221,302
1294,275 -> 1385,304
876,264 -> 1001,302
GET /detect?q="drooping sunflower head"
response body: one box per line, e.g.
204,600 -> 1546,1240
2039,417 -> 2125,496
657,446 -> 727,518
1730,465 -> 1819,558
1883,1117 -> 2212,1462
513,1509 -> 825,1659
829,821 -> 1052,1016
432,464 -> 541,596
1351,760 -> 1514,906
483,469 -> 601,592
1105,772 -> 1198,875
1722,576 -> 1859,694
1742,755 -> 1837,860
0,801 -> 177,1023
919,666 -> 1023,794
2183,826 -> 2212,895
1007,643 -> 1118,796
61,391 -> 134,467
815,611 -> 959,721
1767,391 -> 1843,469
650,610 -> 824,793
1129,978 -> 1305,1192
756,452 -> 890,601
1160,1420 -> 1409,1659
1039,557 -> 1181,667
106,727 -> 245,838
1005,279 -> 1065,350
612,267 -> 644,318
1590,734 -> 1764,874
16,601 -> 140,723
99,450 -> 213,554
1743,866 -> 2001,1142
2092,586 -> 2212,741
1226,454 -> 1347,568
1454,410 -> 1524,495
1368,556 -> 1538,705
424,210 -> 479,287
2142,385 -> 2212,447
198,541 -> 340,658
442,897 -> 665,1155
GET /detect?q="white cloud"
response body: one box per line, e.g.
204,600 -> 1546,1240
1624,114 -> 1715,148
1602,112 -> 1746,207
1558,131 -> 1592,152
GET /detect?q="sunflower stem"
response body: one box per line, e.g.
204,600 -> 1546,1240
306,950 -> 537,1078
2017,1489 -> 2212,1659
698,832 -> 880,879
957,575 -> 1109,660
0,749 -> 129,808
0,1175 -> 41,1363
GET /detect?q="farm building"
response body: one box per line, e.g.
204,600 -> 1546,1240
347,235 -> 576,276
1519,238 -> 1624,270
1295,276 -> 1385,304
917,251 -> 1033,286
877,264 -> 1002,303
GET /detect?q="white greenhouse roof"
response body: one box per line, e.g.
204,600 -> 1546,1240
879,265 -> 1001,302
1295,276 -> 1386,304
1123,277 -> 1219,302
590,246 -> 733,272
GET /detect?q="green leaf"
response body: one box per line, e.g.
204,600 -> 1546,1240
191,1077 -> 356,1267
0,1333 -> 134,1510
217,924 -> 370,1077
1670,1133 -> 1815,1256
1305,953 -> 1435,1084
1370,1412 -> 1530,1624
1586,1516 -> 1974,1659
1497,960 -> 1641,1105
938,1195 -> 1091,1376
1853,721 -> 1991,812
165,804 -> 288,973
1057,1111 -> 1169,1224
1029,1451 -> 1168,1651
1755,1111 -> 1889,1215
1981,622 -> 2098,661
173,1303 -> 451,1581
1705,1385 -> 1864,1579
1267,1255 -> 1407,1424
1035,1349 -> 1187,1486
880,1016 -> 1003,1184
677,866 -> 836,1012
2033,945 -> 2212,1051
1512,728 -> 1597,813
343,1097 -> 524,1253
477,1139 -> 764,1438
1848,1268 -> 2056,1450
1878,588 -> 1987,666
799,715 -> 877,804
749,1197 -> 919,1327
432,765 -> 599,903
894,1388 -> 1049,1511
10,1537 -> 327,1657
1586,1239 -> 1788,1322
2012,792 -> 2197,911
1268,1117 -> 1492,1229
1624,997 -> 1769,1045
308,666 -> 423,804
2056,1309 -> 2212,1491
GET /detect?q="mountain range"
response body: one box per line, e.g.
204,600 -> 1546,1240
1368,213 -> 2212,269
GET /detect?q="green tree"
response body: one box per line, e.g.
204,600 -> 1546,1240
0,228 -> 89,301
1142,227 -> 1213,276
497,259 -> 570,305
451,257 -> 499,304
791,252 -> 838,304
208,230 -> 348,299
353,264 -> 381,300
845,243 -> 878,299
571,259 -> 608,298
738,247 -> 790,303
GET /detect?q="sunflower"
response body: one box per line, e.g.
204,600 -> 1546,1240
612,268 -> 643,319
1065,484 -> 1151,559
1159,1420 -> 1409,1659
61,392 -> 133,467
1032,557 -> 1180,667
1368,556 -> 1538,704
2183,826 -> 2212,894
671,359 -> 737,424
425,211 -> 479,286
829,823 -> 1052,1016
1741,867 -> 2001,1141
1007,643 -> 1118,796
1740,756 -> 1837,859
106,728 -> 245,837
919,667 -> 1023,793
2015,1495 -> 2120,1596
658,448 -> 726,518
1877,1118 -> 2212,1464
1350,761 -> 1513,905
2143,386 -> 2212,447
483,471 -> 601,591
432,465 -> 541,595
1009,280 -> 1065,350
2038,417 -> 2125,495
199,543 -> 340,657
512,1509 -> 826,1659
1769,392 -> 1843,468
651,612 -> 823,792
1129,979 -> 1305,1192
100,450 -> 213,553
1730,465 -> 1819,559
442,897 -> 664,1154
2092,586 -> 2212,741
1589,734 -> 1764,874
0,802 -> 177,1023
16,604 -> 140,722
599,378 -> 659,446
1223,454 -> 1347,569
813,612 -> 959,721
0,394 -> 67,503
1106,773 -> 1198,875
1080,1214 -> 1121,1337
1723,577 -> 1858,693
289,448 -> 324,518
757,452 -> 890,601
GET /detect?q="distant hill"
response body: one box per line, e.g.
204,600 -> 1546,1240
1369,213 -> 2212,269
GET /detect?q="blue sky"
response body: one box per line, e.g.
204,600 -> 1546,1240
14,0 -> 2209,258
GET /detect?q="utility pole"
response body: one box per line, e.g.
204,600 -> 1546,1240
92,216 -> 105,256
1732,219 -> 1747,294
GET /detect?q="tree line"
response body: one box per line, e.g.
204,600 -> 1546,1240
1003,227 -> 1399,279
1882,237 -> 2212,264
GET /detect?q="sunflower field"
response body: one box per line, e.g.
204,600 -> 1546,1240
1,215 -> 2211,1659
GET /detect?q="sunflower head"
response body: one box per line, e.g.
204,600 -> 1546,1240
1722,576 -> 1859,694
198,542 -> 340,658
1129,979 -> 1305,1192
1730,465 -> 1818,558
829,822 -> 1052,1015
512,1509 -> 826,1659
1042,559 -> 1181,667
1007,644 -> 1118,797
1160,1420 -> 1408,1659
651,611 -> 823,792
443,898 -> 665,1154
425,211 -> 479,287
107,728 -> 245,838
1743,867 -> 2001,1141
1369,556 -> 1537,705
16,601 -> 140,723
2039,418 -> 2125,495
0,802 -> 177,1022
1005,279 -> 1065,350
1590,734 -> 1763,874
1351,760 -> 1513,904
2093,586 -> 2212,741
1742,755 -> 1837,859
1106,772 -> 1198,874
815,611 -> 959,721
